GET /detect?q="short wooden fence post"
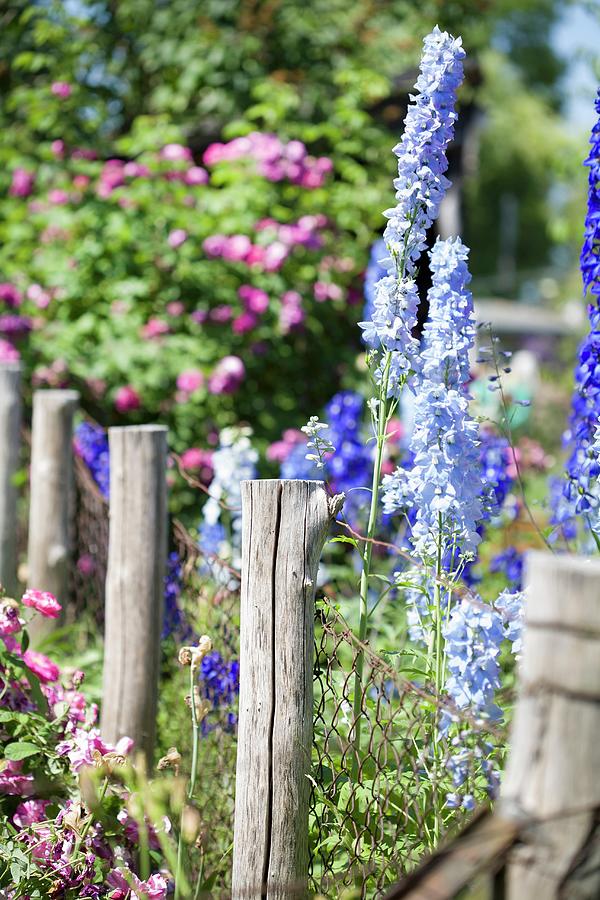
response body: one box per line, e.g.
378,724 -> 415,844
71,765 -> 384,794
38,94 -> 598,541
101,425 -> 168,762
0,362 -> 22,596
500,551 -> 600,898
27,389 -> 79,639
232,479 -> 340,899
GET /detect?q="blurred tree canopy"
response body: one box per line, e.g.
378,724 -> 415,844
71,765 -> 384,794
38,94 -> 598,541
0,0 -> 585,281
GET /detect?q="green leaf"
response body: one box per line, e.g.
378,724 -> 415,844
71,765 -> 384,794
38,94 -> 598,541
5,741 -> 40,761
329,535 -> 359,548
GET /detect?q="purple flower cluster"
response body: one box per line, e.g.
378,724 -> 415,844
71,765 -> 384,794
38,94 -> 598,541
199,650 -> 240,731
490,546 -> 524,590
559,89 -> 600,525
162,552 -> 192,641
73,421 -> 110,498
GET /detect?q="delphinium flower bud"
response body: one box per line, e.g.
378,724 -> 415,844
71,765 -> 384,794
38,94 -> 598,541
301,416 -> 335,468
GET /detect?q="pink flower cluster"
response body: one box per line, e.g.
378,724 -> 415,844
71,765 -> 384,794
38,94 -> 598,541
22,588 -> 62,619
0,282 -> 22,307
107,868 -> 168,899
233,284 -> 269,334
56,726 -> 133,772
0,338 -> 19,363
179,448 -> 214,483
266,428 -> 306,463
115,384 -> 141,413
203,132 -> 333,188
203,215 -> 325,272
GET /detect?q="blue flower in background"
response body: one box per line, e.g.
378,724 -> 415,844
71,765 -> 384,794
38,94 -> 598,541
199,650 -> 240,732
560,89 -> 600,525
74,421 -> 110,499
490,546 -> 524,590
162,552 -> 192,641
362,239 -> 387,347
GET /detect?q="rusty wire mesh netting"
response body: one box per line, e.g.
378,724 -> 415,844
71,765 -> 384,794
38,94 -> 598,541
69,454 -> 109,621
310,602 -> 506,898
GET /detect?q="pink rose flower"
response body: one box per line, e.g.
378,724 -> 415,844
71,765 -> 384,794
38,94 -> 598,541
48,189 -> 69,205
221,234 -> 252,262
141,317 -> 170,339
208,356 -> 245,395
50,139 -> 65,158
168,229 -> 188,249
166,301 -> 184,316
191,309 -> 208,324
114,385 -> 141,413
209,305 -> 233,323
22,589 -> 62,619
24,650 -> 60,683
9,168 -> 35,198
238,285 -> 269,314
202,235 -> 228,257
26,284 -> 51,309
232,312 -> 257,334
13,799 -> 49,828
176,369 -> 204,394
184,166 -> 209,185
160,143 -> 192,163
180,448 -> 213,477
0,600 -> 22,637
0,760 -> 34,796
0,339 -> 20,363
51,81 -> 72,98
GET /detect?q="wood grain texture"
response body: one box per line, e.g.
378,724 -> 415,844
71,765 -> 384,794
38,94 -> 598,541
0,363 -> 21,596
500,551 -> 600,899
232,479 -> 337,899
27,389 -> 79,641
101,426 -> 167,762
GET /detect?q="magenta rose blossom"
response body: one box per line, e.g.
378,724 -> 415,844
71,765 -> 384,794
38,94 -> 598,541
51,81 -> 72,98
22,589 -> 62,619
23,650 -> 60,683
114,385 -> 141,413
9,168 -> 35,198
0,600 -> 22,637
13,799 -> 49,828
0,283 -> 22,307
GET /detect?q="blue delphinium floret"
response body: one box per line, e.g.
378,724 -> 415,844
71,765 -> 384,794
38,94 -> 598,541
383,237 -> 482,561
73,421 -> 110,498
490,547 -> 524,590
495,588 -> 524,657
199,650 -> 240,732
443,596 -> 504,722
162,551 -> 192,641
560,89 -> 600,525
362,239 -> 387,347
358,26 -> 465,395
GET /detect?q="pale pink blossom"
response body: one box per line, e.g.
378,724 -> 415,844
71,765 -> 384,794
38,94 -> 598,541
166,301 -> 184,316
160,143 -> 192,163
141,318 -> 170,339
26,284 -> 51,309
48,189 -> 69,205
168,229 -> 188,249
184,166 -> 209,185
238,285 -> 269,314
209,305 -> 233,323
176,369 -> 204,393
51,139 -> 65,158
22,589 -> 62,619
0,339 -> 19,363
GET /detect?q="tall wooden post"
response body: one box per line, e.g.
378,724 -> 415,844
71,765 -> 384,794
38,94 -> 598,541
27,389 -> 79,639
0,363 -> 22,596
500,551 -> 600,898
232,479 -> 341,899
101,425 -> 168,761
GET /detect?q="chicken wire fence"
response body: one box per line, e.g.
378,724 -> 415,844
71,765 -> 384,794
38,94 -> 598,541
68,457 -> 502,897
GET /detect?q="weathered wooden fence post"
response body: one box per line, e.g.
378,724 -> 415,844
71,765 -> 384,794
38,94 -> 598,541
500,551 -> 600,899
101,425 -> 168,762
27,389 -> 79,638
0,362 -> 22,596
232,479 -> 341,899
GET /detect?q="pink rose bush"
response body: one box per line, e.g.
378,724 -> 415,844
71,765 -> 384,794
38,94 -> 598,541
0,588 -> 177,897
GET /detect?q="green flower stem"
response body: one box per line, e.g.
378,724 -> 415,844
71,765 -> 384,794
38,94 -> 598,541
175,664 -> 202,900
351,354 -> 392,781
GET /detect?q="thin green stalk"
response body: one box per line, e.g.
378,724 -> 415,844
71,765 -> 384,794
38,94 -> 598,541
175,664 -> 201,900
351,356 -> 392,780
